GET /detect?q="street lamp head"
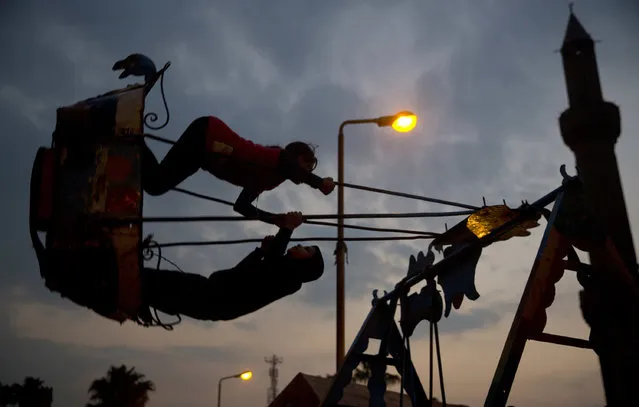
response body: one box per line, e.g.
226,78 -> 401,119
239,371 -> 252,381
376,111 -> 417,133
392,111 -> 417,132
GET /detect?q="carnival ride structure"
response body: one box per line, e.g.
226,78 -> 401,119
28,10 -> 639,407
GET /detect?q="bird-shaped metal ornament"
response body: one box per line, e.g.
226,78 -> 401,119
397,248 -> 442,338
437,243 -> 482,317
399,278 -> 443,338
406,249 -> 435,279
112,53 -> 158,84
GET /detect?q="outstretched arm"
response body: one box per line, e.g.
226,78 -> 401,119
233,188 -> 281,225
232,219 -> 295,271
207,213 -> 306,321
276,150 -> 324,189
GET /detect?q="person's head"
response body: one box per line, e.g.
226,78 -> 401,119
284,244 -> 324,282
285,142 -> 318,173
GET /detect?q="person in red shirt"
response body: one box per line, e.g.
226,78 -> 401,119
141,116 -> 335,225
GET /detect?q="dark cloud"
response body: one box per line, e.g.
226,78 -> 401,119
1,0 -> 636,406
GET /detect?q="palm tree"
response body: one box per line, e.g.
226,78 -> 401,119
0,382 -> 16,407
86,364 -> 155,407
17,377 -> 53,407
352,362 -> 401,386
1,378 -> 52,407
325,361 -> 401,386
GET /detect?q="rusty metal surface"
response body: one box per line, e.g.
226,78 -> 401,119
47,85 -> 145,323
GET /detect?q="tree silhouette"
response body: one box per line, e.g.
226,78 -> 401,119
351,362 -> 401,385
325,361 -> 401,386
86,365 -> 155,407
1,377 -> 52,407
0,382 -> 18,406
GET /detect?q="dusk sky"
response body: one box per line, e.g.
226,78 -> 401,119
1,0 -> 638,406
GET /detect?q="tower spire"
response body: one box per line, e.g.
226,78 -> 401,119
559,8 -> 603,106
562,4 -> 592,45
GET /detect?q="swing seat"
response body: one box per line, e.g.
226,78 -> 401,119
29,84 -> 149,324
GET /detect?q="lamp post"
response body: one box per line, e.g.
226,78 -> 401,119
217,370 -> 252,407
335,111 -> 418,371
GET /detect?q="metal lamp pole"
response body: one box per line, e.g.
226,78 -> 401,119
335,112 -> 417,371
217,371 -> 252,407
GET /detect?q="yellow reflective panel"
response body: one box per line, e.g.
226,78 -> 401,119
466,205 -> 540,240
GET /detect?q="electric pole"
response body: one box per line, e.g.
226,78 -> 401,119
265,354 -> 283,405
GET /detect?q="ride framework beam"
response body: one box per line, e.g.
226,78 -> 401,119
380,179 -> 575,304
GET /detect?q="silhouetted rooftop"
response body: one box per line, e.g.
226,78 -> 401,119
267,372 -> 470,407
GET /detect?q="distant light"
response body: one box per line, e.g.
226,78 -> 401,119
240,371 -> 252,381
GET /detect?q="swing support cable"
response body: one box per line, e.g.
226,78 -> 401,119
144,133 -> 479,212
335,181 -> 480,211
153,235 -> 436,249
170,187 -> 441,236
305,220 -> 439,236
119,210 -> 475,224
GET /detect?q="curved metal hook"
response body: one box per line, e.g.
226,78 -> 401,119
560,164 -> 580,184
141,234 -> 158,261
144,62 -> 172,131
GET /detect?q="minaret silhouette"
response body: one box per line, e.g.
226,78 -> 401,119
558,7 -> 639,407
558,9 -> 637,274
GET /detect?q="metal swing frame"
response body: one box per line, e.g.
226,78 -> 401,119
28,56 -> 171,325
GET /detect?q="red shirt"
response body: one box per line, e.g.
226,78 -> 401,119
203,116 -> 285,192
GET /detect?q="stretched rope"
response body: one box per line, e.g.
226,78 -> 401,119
125,210 -> 474,224
305,220 -> 439,236
143,133 -> 479,212
153,235 -> 435,249
336,181 -> 479,210
169,187 -> 442,236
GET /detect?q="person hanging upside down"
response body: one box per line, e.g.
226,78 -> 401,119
140,212 -> 324,321
141,116 -> 336,226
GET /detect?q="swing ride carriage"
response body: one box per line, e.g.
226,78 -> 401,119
28,9 -> 639,407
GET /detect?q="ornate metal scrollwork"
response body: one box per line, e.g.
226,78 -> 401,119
141,234 -> 157,261
111,53 -> 172,131
143,61 -> 171,130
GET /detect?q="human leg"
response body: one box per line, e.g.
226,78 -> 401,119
140,263 -> 306,322
141,268 -> 215,321
141,116 -> 209,196
204,265 -> 304,321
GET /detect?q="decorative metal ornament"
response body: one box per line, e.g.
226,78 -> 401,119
466,205 -> 541,241
399,278 -> 443,337
406,249 -> 435,278
112,53 -> 172,131
437,243 -> 482,317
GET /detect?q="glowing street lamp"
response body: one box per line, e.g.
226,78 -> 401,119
375,110 -> 418,133
335,110 -> 418,371
217,370 -> 252,407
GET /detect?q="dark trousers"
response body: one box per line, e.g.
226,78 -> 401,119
140,117 -> 209,196
141,264 -> 304,321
